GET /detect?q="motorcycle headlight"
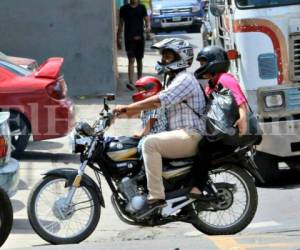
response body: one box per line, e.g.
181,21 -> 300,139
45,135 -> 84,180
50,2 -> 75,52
264,91 -> 285,109
69,131 -> 91,154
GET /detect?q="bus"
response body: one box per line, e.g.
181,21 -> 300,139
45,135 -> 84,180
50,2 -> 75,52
205,0 -> 300,182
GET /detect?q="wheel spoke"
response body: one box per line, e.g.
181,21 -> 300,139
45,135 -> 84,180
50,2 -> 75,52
194,167 -> 254,230
33,178 -> 96,239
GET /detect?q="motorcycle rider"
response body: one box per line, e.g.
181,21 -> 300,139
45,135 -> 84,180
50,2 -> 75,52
114,38 -> 207,217
190,46 -> 248,198
195,46 -> 248,135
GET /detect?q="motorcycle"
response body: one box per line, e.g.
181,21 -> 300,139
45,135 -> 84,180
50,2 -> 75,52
27,94 -> 263,244
0,187 -> 13,247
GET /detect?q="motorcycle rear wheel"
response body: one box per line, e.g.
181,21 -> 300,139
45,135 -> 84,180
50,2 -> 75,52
27,176 -> 101,244
191,165 -> 258,235
0,187 -> 13,247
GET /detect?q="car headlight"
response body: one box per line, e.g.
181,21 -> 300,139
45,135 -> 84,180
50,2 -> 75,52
152,8 -> 160,16
192,5 -> 201,12
264,92 -> 285,109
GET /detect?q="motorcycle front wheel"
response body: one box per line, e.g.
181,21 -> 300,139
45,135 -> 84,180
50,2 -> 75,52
27,176 -> 101,244
0,187 -> 13,247
191,165 -> 258,235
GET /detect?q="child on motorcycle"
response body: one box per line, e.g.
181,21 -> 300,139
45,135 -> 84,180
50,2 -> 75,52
131,76 -> 168,152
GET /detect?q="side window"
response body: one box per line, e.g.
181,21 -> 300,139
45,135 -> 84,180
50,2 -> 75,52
0,61 -> 30,76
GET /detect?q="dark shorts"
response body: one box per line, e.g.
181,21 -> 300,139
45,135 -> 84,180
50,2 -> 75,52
125,38 -> 145,59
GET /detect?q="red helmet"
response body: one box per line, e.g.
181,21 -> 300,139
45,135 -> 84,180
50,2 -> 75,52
132,76 -> 162,102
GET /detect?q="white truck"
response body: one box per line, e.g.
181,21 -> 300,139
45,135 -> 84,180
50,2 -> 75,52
204,0 -> 300,182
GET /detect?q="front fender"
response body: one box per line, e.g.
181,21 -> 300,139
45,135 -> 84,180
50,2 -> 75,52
43,168 -> 105,207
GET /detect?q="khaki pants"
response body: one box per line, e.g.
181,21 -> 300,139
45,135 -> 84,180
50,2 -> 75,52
142,129 -> 202,200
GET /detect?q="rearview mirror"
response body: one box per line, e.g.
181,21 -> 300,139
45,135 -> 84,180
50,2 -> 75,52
210,0 -> 225,17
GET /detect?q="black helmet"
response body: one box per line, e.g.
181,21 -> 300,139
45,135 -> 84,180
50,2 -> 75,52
195,46 -> 230,79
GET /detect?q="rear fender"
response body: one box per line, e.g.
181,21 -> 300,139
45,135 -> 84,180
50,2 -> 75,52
213,159 -> 264,184
43,168 -> 105,207
241,158 -> 265,184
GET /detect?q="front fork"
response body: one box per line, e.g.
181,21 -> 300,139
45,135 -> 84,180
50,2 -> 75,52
65,138 -> 98,206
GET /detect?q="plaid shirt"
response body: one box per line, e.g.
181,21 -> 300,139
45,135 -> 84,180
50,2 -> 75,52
141,108 -> 168,134
138,108 -> 168,153
159,71 -> 206,134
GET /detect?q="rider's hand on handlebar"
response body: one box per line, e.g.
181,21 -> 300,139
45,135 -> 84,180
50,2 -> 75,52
113,105 -> 128,117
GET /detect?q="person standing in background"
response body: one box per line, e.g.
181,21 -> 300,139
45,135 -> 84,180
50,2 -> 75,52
117,0 -> 151,91
139,0 -> 152,40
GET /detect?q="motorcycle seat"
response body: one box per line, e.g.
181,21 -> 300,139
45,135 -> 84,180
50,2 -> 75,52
162,157 -> 195,164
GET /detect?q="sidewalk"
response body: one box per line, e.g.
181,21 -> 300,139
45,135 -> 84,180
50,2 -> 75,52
110,39 -> 160,106
69,39 -> 160,120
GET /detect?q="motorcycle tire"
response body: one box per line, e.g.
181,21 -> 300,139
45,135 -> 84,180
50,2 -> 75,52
191,165 -> 258,235
27,175 -> 101,244
0,187 -> 13,247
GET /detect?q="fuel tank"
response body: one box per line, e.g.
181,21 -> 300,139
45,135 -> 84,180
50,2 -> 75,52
106,136 -> 140,161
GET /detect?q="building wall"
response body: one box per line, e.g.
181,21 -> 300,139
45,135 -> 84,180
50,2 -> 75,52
0,0 -> 117,96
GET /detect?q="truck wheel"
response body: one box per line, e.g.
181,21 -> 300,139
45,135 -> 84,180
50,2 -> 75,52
254,151 -> 281,184
188,24 -> 202,33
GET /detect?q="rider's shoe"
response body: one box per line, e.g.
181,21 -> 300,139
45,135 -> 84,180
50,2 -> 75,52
135,199 -> 167,219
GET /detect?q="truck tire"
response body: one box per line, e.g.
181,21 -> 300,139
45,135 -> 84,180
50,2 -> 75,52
254,151 -> 281,184
188,24 -> 202,33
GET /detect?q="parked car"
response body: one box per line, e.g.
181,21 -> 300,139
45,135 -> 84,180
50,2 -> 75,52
0,51 -> 38,70
151,0 -> 206,33
0,112 -> 19,196
0,112 -> 19,247
0,58 -> 75,157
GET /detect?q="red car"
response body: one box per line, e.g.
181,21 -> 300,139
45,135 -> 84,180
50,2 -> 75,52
0,57 -> 75,157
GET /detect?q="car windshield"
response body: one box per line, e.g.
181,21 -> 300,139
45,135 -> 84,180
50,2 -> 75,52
236,0 -> 300,9
0,60 -> 31,76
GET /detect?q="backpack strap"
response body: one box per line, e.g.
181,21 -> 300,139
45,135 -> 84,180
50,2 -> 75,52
182,83 -> 207,118
183,100 -> 201,118
199,83 -> 209,104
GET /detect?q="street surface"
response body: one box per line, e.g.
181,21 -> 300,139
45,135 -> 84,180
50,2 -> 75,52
3,31 -> 300,250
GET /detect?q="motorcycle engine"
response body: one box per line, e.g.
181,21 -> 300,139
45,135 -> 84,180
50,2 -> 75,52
118,177 -> 146,214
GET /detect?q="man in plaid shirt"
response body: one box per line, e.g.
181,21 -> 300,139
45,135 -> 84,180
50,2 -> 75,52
114,38 -> 206,217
